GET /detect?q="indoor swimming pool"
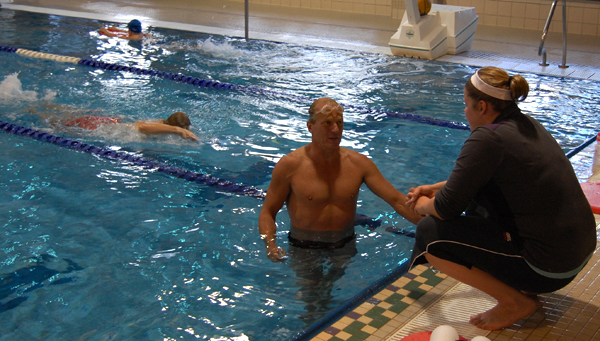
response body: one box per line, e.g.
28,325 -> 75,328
1,9 -> 599,341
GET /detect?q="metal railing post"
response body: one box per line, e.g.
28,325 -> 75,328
245,0 -> 249,41
538,0 -> 568,68
559,0 -> 568,68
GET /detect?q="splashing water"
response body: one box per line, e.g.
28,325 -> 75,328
162,38 -> 243,58
0,73 -> 56,102
197,39 -> 243,58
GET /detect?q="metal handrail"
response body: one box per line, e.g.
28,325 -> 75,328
245,0 -> 249,40
538,0 -> 568,68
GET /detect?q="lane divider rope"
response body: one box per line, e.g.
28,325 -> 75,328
0,44 -> 470,130
0,120 -> 266,199
15,48 -> 81,64
566,132 -> 598,159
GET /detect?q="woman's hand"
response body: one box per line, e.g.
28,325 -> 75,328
413,196 -> 432,217
406,184 -> 436,209
405,182 -> 446,218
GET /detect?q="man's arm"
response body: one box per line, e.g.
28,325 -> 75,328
359,155 -> 422,225
133,122 -> 199,141
258,157 -> 293,262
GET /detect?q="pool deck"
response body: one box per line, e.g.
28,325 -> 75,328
4,1 -> 600,340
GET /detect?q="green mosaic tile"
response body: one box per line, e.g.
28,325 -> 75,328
419,268 -> 438,279
364,306 -> 386,318
368,315 -> 391,328
344,321 -> 366,333
388,301 -> 410,314
407,288 -> 427,300
384,292 -> 405,305
347,330 -> 371,341
425,276 -> 444,287
402,280 -> 423,291
329,337 -> 344,341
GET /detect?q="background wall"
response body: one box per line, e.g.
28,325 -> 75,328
235,0 -> 600,36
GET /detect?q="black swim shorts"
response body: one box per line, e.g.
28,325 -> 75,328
288,232 -> 356,250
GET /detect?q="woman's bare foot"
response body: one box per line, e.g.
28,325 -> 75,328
469,294 -> 541,330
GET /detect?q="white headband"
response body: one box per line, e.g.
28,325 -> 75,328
470,70 -> 512,101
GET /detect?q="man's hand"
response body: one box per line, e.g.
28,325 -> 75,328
266,245 -> 287,262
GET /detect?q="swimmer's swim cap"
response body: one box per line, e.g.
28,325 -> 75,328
127,19 -> 142,33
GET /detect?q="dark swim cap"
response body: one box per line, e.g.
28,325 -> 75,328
127,19 -> 142,33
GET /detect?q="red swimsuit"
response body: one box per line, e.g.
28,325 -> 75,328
63,116 -> 121,130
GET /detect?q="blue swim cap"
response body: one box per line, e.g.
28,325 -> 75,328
127,19 -> 142,33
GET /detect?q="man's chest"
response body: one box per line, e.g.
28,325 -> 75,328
291,164 -> 362,203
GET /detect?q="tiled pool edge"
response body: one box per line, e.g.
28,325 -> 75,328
310,265 -> 457,341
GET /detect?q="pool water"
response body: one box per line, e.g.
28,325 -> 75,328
1,9 -> 599,341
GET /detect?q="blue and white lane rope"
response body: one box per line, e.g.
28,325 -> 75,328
0,44 -> 470,131
0,120 -> 266,199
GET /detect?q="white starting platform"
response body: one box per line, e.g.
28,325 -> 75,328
389,1 -> 478,60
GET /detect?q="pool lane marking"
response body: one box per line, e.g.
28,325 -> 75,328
15,48 -> 81,64
0,44 -> 470,131
566,133 -> 598,159
0,120 -> 266,199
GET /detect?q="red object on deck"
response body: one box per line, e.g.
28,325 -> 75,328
581,182 -> 600,214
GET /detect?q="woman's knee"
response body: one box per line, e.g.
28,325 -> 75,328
414,216 -> 442,244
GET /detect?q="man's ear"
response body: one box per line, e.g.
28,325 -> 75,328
307,121 -> 313,133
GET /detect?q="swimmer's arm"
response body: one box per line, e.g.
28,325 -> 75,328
133,122 -> 199,141
360,155 -> 422,225
99,26 -> 123,37
98,27 -> 148,40
258,158 -> 293,262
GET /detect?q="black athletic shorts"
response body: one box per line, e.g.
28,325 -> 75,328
288,232 -> 356,250
410,215 -> 576,293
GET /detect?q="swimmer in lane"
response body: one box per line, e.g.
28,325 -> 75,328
132,112 -> 198,141
99,19 -> 152,40
31,105 -> 198,142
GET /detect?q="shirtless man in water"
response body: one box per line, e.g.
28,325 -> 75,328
258,97 -> 421,261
